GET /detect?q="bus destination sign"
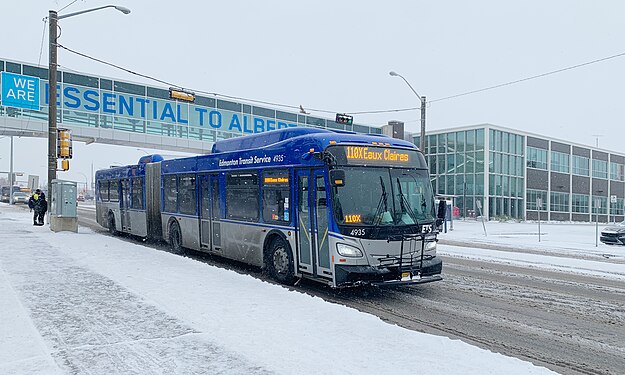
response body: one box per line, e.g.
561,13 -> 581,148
328,145 -> 424,168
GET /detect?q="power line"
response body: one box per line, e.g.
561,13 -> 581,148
55,43 -> 625,118
429,51 -> 625,104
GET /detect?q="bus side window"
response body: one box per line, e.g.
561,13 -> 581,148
109,180 -> 120,202
178,174 -> 197,215
131,177 -> 144,209
262,170 -> 290,223
226,172 -> 259,222
163,175 -> 177,212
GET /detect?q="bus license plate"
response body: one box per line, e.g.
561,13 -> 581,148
401,272 -> 411,281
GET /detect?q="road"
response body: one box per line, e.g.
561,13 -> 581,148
75,204 -> 625,375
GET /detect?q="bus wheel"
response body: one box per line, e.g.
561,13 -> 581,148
108,212 -> 117,236
169,222 -> 186,255
266,237 -> 296,285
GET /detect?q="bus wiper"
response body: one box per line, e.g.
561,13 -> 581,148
396,177 -> 420,226
373,176 -> 390,226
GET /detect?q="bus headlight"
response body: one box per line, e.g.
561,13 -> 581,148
336,243 -> 363,257
424,241 -> 437,252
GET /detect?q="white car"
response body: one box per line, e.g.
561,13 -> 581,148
12,192 -> 30,204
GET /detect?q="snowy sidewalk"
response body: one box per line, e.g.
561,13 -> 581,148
0,205 -> 557,374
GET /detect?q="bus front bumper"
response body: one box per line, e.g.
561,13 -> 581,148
334,257 -> 443,287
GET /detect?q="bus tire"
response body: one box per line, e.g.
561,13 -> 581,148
108,212 -> 118,236
169,221 -> 186,255
266,236 -> 296,285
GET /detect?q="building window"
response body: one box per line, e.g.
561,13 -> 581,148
527,147 -> 548,169
571,194 -> 589,213
526,189 -> 547,210
226,172 -> 259,222
447,133 -> 455,153
550,192 -> 569,212
456,131 -> 465,152
476,129 -> 485,151
572,155 -> 589,176
592,159 -> 608,179
551,151 -> 570,173
465,130 -> 475,151
610,162 -> 625,181
592,196 -> 608,214
428,135 -> 437,154
612,198 -> 624,216
438,134 -> 446,154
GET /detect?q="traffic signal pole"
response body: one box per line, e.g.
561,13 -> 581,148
48,10 -> 58,196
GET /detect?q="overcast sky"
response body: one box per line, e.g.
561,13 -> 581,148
1,0 -> 624,187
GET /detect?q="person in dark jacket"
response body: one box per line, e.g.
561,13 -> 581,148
28,189 -> 48,226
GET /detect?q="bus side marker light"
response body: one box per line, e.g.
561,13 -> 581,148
339,258 -> 347,263
329,140 -> 337,144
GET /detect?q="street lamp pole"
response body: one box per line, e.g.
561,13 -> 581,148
47,10 -> 58,198
47,5 -> 131,198
389,71 -> 426,151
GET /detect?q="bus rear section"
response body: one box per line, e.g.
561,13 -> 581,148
95,155 -> 163,240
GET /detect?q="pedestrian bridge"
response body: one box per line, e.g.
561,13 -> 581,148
0,57 -> 381,153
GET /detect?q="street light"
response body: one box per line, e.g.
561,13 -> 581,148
74,172 -> 89,193
389,71 -> 426,151
47,5 -> 131,203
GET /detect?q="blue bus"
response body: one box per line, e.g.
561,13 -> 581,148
96,128 -> 445,287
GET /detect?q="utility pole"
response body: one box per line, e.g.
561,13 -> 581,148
48,9 -> 58,196
9,136 -> 14,205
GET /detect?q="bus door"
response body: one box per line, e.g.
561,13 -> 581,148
199,174 -> 221,252
295,169 -> 332,278
120,179 -> 131,231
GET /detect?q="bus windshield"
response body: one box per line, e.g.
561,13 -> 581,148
332,167 -> 435,226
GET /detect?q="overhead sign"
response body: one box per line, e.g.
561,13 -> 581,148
42,82 -> 298,133
1,72 -> 40,110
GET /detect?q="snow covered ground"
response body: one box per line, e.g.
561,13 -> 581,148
438,218 -> 625,281
1,204 -> 600,374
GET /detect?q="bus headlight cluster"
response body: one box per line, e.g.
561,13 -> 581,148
336,243 -> 363,257
424,241 -> 437,252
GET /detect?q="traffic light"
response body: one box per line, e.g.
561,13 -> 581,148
335,113 -> 353,125
61,159 -> 70,171
169,87 -> 196,102
57,129 -> 72,159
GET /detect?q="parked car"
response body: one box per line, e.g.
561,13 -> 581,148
11,191 -> 30,204
600,221 -> 625,246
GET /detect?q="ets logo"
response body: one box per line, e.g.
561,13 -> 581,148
1,72 -> 40,110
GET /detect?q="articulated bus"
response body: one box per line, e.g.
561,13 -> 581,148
95,128 -> 445,287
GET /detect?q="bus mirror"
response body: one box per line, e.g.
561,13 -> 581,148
437,200 -> 447,219
329,170 -> 345,187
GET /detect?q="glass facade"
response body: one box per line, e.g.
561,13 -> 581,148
424,129 -> 485,218
487,129 -> 524,219
0,59 -> 381,145
422,126 -> 624,222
